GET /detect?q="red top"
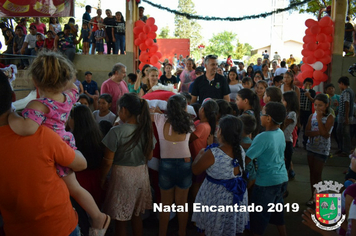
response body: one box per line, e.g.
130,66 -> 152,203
45,38 -> 54,49
227,58 -> 233,67
30,22 -> 46,34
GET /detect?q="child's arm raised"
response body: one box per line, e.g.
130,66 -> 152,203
316,111 -> 334,139
192,149 -> 215,175
8,100 -> 48,136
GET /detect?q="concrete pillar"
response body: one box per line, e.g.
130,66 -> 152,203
330,0 -> 347,89
125,1 -> 138,71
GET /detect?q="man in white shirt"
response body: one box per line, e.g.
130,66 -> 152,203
274,61 -> 288,76
20,25 -> 38,68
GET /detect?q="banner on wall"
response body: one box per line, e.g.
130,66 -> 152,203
0,0 -> 74,17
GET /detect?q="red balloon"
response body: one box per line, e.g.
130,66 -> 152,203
139,32 -> 147,41
154,62 -> 161,70
155,51 -> 162,59
327,35 -> 333,43
324,49 -> 331,56
305,28 -> 312,35
305,55 -> 317,64
139,43 -> 148,51
321,26 -> 333,35
313,70 -> 324,81
150,44 -> 158,53
303,35 -> 316,44
319,16 -> 332,27
145,39 -> 154,47
135,20 -> 146,27
307,42 -> 318,51
318,42 -> 330,50
146,17 -> 155,26
304,69 -> 313,78
301,63 -> 313,72
320,64 -> 328,72
321,74 -> 328,82
139,52 -> 149,62
310,25 -> 321,34
150,55 -> 159,64
302,49 -> 313,57
147,32 -> 157,39
313,49 -> 325,59
133,27 -> 143,35
150,25 -> 158,32
134,38 -> 142,46
316,33 -> 327,42
143,25 -> 151,34
320,55 -> 331,64
314,80 -> 321,86
305,19 -> 318,28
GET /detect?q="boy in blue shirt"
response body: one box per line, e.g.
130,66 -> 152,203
246,102 -> 288,236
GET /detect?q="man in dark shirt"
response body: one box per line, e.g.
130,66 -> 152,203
191,55 -> 230,104
82,5 -> 91,25
82,71 -> 99,109
103,9 -> 116,54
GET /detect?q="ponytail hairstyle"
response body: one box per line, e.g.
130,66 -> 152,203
118,93 -> 153,159
265,87 -> 282,103
70,105 -> 104,169
201,99 -> 219,135
237,88 -> 261,137
166,94 -> 193,134
314,93 -> 331,116
219,115 -> 247,181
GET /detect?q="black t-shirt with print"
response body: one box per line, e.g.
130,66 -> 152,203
159,75 -> 178,86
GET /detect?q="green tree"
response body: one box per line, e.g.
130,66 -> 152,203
205,31 -> 237,58
234,42 -> 253,59
174,0 -> 202,54
158,26 -> 170,38
289,0 -> 355,18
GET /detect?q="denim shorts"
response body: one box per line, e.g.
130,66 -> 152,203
307,151 -> 328,163
159,158 -> 192,190
68,225 -> 80,236
250,182 -> 288,235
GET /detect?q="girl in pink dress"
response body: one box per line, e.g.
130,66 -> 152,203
179,58 -> 196,92
8,51 -> 110,236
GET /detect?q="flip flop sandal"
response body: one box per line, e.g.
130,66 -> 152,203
89,215 -> 111,236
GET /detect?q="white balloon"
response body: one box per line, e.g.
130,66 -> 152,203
311,61 -> 323,70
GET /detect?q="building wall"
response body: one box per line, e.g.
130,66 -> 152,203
283,41 -> 303,60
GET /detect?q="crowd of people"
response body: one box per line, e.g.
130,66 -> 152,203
0,4 -> 132,67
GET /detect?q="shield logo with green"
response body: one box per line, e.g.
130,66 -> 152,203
315,193 -> 342,225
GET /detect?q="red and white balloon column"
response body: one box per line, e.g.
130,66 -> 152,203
298,16 -> 334,86
134,17 -> 163,76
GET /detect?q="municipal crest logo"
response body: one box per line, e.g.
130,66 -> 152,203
215,82 -> 220,89
311,181 -> 346,231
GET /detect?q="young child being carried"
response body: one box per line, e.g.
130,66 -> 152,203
8,51 -> 110,236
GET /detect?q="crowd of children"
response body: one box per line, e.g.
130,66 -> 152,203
2,48 -> 356,236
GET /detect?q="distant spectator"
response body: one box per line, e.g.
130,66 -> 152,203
160,63 -> 178,88
30,17 -> 46,34
49,17 -> 61,35
252,57 -> 262,72
67,18 -> 78,37
273,75 -> 283,88
274,61 -> 288,76
286,54 -> 296,67
43,30 -> 55,50
112,11 -> 125,55
344,16 -> 355,57
127,73 -> 140,94
139,6 -> 147,22
273,51 -> 281,63
237,62 -> 246,80
13,26 -> 25,62
104,9 -> 116,54
17,18 -> 27,35
179,58 -> 196,92
35,32 -> 44,52
271,60 -> 278,77
82,71 -> 99,109
262,50 -> 269,60
79,22 -> 91,55
54,24 -> 78,62
95,23 -> 106,55
226,55 -> 233,68
0,22 -> 14,56
90,9 -> 103,55
246,65 -> 254,78
83,5 -> 92,25
101,63 -> 129,114
20,25 -> 37,68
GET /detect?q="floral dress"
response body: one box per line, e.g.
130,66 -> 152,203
22,88 -> 78,176
191,147 -> 249,236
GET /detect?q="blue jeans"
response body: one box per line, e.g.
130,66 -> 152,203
337,123 -> 351,153
159,158 -> 192,190
68,225 -> 80,236
114,34 -> 125,54
23,48 -> 36,67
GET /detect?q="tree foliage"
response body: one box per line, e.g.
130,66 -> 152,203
289,0 -> 356,18
158,26 -> 170,38
204,31 -> 253,60
174,0 -> 202,54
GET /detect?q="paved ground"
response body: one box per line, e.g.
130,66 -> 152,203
105,138 -> 354,236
